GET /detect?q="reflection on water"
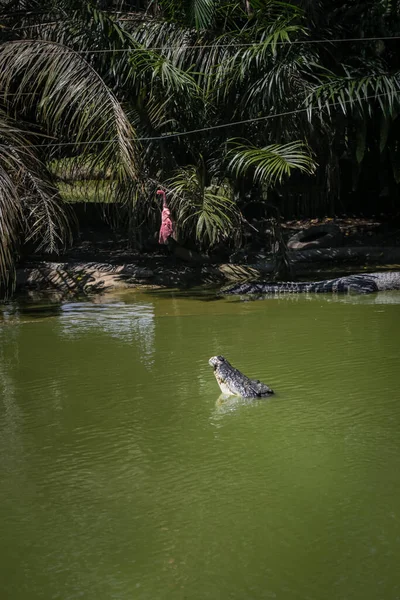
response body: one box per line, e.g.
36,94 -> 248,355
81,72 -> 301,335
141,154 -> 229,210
231,289 -> 400,305
324,290 -> 400,304
210,393 -> 276,425
1,289 -> 400,600
59,301 -> 156,365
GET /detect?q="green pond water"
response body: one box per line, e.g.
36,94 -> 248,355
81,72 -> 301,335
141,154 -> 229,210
1,288 -> 400,600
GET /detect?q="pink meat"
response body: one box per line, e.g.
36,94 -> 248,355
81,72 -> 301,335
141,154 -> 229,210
157,190 -> 175,245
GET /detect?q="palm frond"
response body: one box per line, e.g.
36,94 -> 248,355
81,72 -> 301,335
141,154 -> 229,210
158,0 -> 216,29
166,164 -> 240,249
212,20 -> 306,108
0,111 -> 70,294
306,71 -> 400,120
0,39 -> 140,183
188,0 -> 216,30
227,140 -> 316,185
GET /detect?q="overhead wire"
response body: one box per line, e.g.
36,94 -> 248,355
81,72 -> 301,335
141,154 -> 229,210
2,90 -> 398,150
1,28 -> 400,49
1,20 -> 399,147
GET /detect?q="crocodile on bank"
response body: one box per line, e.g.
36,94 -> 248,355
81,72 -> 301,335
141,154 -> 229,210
223,271 -> 400,296
209,356 -> 274,398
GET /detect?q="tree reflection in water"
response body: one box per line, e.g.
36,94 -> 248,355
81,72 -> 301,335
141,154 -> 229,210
59,300 -> 156,367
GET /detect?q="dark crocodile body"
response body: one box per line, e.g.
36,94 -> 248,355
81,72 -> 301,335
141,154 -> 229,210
223,271 -> 400,296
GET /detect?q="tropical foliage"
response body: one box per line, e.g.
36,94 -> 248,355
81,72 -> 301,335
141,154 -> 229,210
1,0 -> 400,292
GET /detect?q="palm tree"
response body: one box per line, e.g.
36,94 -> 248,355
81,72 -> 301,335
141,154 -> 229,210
1,0 -> 400,298
0,32 -> 140,292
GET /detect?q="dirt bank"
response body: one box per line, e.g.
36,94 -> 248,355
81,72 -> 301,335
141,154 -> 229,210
15,217 -> 400,297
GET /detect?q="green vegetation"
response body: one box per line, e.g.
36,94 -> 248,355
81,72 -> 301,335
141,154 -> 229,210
58,181 -> 116,204
1,1 -> 400,292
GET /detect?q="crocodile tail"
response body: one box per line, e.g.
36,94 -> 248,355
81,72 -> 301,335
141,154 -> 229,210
307,276 -> 378,294
222,276 -> 379,295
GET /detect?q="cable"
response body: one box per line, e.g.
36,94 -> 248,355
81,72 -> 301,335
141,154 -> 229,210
4,90 -> 398,150
1,34 -> 400,51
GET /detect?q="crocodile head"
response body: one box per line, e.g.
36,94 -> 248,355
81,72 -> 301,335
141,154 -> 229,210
209,355 -> 274,398
209,356 -> 237,396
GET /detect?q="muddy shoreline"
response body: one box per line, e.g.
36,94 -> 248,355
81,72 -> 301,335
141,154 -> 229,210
15,217 -> 400,298
16,248 -> 400,298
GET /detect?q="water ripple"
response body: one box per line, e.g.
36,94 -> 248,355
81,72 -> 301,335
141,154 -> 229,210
1,291 -> 400,600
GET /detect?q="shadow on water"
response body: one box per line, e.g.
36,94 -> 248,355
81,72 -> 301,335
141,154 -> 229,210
144,285 -> 223,302
3,285 -> 400,329
0,299 -> 63,321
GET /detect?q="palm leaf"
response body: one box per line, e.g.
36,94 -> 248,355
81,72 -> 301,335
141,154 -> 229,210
227,140 -> 316,185
0,39 -> 140,183
166,164 -> 240,249
306,71 -> 400,120
188,0 -> 216,30
158,0 -> 216,29
0,111 -> 70,294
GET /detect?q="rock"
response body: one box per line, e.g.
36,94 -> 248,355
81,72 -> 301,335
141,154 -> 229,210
287,224 -> 342,251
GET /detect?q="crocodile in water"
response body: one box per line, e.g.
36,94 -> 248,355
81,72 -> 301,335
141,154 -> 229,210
223,271 -> 400,295
209,355 -> 274,398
